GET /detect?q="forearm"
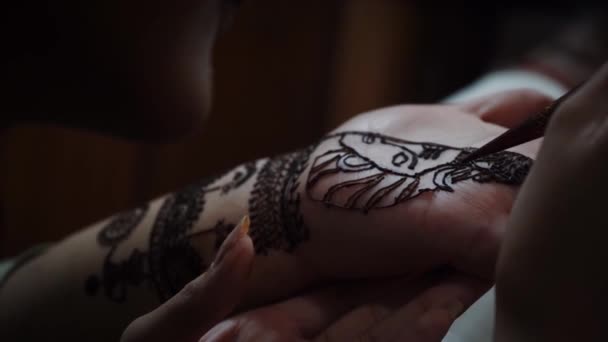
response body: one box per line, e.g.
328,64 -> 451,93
0,111 -> 535,340
0,151 -> 315,341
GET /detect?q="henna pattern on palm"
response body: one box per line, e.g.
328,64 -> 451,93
306,131 -> 532,212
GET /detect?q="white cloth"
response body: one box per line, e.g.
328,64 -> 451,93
444,69 -> 567,103
441,69 -> 566,342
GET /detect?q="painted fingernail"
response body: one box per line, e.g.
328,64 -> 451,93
213,215 -> 250,267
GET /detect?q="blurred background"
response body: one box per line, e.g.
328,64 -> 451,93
0,1 -> 601,257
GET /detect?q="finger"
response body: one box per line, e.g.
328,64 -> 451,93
199,315 -> 309,342
357,274 -> 488,342
202,275 -> 424,342
121,215 -> 254,342
316,273 -> 445,341
285,275 -> 439,339
457,89 -> 554,128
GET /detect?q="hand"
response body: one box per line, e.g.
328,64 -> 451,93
495,63 -> 608,341
240,88 -> 553,307
196,89 -> 550,342
0,89 -> 553,342
202,272 -> 487,342
301,89 -> 550,278
121,216 -> 254,342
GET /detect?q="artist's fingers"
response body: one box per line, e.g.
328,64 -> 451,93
354,274 -> 488,342
121,216 -> 254,342
457,89 -> 554,128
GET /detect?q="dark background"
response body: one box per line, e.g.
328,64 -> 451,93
0,1 -> 591,256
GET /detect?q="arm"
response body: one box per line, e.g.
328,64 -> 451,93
0,154 -> 311,341
1,96 -> 544,341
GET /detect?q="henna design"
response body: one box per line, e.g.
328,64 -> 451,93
86,162 -> 257,303
147,180 -> 211,302
97,206 -> 149,246
203,162 -> 257,195
248,147 -> 314,254
84,204 -> 149,301
87,129 -> 528,303
306,131 -> 532,212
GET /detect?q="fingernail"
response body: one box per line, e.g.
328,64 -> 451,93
213,215 -> 250,267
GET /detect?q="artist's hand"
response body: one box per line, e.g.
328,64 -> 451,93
202,272 -> 486,342
121,217 -> 254,342
495,63 -> 608,341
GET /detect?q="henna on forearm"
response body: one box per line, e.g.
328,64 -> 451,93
248,146 -> 314,254
84,204 -> 149,301
85,149 -> 316,303
84,163 -> 256,302
85,131 -> 532,306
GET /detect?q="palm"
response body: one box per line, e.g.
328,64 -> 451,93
295,104 -> 539,281
204,94 -> 548,341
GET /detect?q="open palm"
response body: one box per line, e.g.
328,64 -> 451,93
238,89 -> 548,309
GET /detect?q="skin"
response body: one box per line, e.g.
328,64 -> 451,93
198,89 -> 554,342
7,1 -> 600,341
495,62 -> 608,341
200,271 -> 487,342
0,89 -> 551,341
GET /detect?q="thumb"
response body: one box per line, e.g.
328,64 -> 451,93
121,215 -> 255,342
457,89 -> 554,128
